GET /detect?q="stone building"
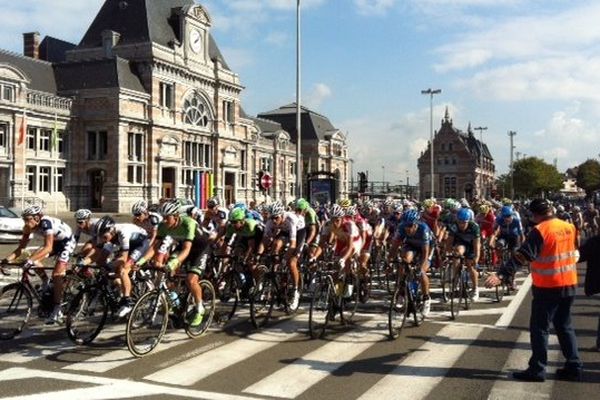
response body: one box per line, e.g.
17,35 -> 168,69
0,0 -> 348,212
418,108 -> 495,200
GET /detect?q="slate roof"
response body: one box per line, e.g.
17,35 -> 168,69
251,116 -> 285,139
437,113 -> 494,161
39,36 -> 76,63
0,49 -> 57,93
257,103 -> 341,142
78,0 -> 230,70
54,57 -> 146,93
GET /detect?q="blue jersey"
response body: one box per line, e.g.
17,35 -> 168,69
394,221 -> 434,248
495,216 -> 522,237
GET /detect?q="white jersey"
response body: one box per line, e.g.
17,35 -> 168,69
74,218 -> 99,243
265,212 -> 300,241
36,216 -> 72,241
136,212 -> 162,236
110,223 -> 148,252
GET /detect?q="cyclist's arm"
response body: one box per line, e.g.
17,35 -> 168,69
30,233 -> 55,263
419,243 -> 430,271
5,228 -> 33,261
473,237 -> 481,264
173,240 -> 193,266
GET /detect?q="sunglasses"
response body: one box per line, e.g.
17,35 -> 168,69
133,212 -> 143,217
22,216 -> 35,222
76,220 -> 87,224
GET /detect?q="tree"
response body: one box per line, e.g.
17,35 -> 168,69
494,174 -> 510,198
512,157 -> 563,198
575,159 -> 600,196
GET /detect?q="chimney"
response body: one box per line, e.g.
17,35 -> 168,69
23,32 -> 41,59
101,30 -> 121,57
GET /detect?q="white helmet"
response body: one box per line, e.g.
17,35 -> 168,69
160,200 -> 180,216
22,205 -> 43,217
74,209 -> 92,220
269,202 -> 285,217
207,196 -> 221,208
131,200 -> 148,215
331,204 -> 345,218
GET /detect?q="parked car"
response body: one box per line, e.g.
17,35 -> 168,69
0,207 -> 24,243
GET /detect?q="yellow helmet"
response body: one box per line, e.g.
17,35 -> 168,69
337,198 -> 352,208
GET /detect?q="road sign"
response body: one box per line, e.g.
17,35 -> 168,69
260,173 -> 272,190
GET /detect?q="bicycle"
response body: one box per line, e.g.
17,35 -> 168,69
65,265 -> 154,345
388,259 -> 425,339
0,261 -> 83,339
125,263 -> 215,357
449,255 -> 472,320
308,257 -> 359,339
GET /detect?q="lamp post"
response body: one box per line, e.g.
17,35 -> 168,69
295,0 -> 302,198
508,130 -> 516,199
473,126 -> 488,198
421,88 -> 442,198
381,165 -> 385,193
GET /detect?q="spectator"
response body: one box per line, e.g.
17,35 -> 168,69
579,234 -> 600,352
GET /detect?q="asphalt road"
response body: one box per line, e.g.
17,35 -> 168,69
0,264 -> 598,400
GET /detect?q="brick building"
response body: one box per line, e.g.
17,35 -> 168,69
418,108 -> 495,200
0,0 -> 348,212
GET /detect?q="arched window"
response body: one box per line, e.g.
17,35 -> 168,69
183,92 -> 212,128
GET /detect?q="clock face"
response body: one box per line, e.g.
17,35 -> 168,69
189,29 -> 202,53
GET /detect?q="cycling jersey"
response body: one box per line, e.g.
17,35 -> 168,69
158,215 -> 200,243
495,216 -> 523,237
304,207 -> 319,227
34,216 -> 75,263
476,211 -> 495,238
136,212 -> 162,236
448,221 -> 481,246
105,223 -> 149,262
393,221 -> 434,249
73,218 -> 99,244
225,218 -> 264,240
332,218 -> 362,256
355,214 -> 373,250
264,212 -> 300,241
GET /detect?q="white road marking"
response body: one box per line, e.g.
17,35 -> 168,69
495,275 -> 532,328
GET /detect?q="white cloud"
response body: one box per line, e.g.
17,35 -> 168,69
354,0 -> 397,16
265,31 -> 289,46
304,83 -> 332,109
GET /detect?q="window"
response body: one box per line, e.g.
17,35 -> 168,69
127,165 -> 144,184
159,82 -> 174,109
441,143 -> 445,151
260,157 -> 272,173
87,131 -> 108,160
183,141 -> 212,168
240,150 -> 247,170
223,100 -> 234,125
289,182 -> 295,197
2,85 -> 14,101
0,124 -> 6,149
57,130 -> 66,155
39,167 -> 50,192
452,158 -> 456,165
26,166 -> 36,192
183,92 -> 211,128
448,143 -> 453,151
444,176 -> 457,198
27,127 -> 36,150
444,158 -> 449,165
128,132 -> 144,161
289,161 -> 296,176
55,168 -> 64,192
39,129 -> 51,151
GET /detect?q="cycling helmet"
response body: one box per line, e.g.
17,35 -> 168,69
207,196 -> 221,208
338,198 -> 352,208
296,198 -> 309,211
330,204 -> 345,218
96,215 -> 115,235
529,198 -> 553,215
345,205 -> 358,217
460,198 -> 470,208
131,200 -> 148,215
422,198 -> 436,211
160,200 -> 181,216
22,205 -> 43,217
430,204 -> 442,218
573,205 -> 581,212
500,205 -> 514,218
74,209 -> 92,220
501,197 -> 513,206
269,202 -> 285,217
402,209 -> 420,224
443,198 -> 456,210
557,204 -> 565,212
456,208 -> 471,222
478,204 -> 490,215
229,208 -> 246,222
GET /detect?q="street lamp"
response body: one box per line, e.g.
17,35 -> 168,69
421,88 -> 442,198
382,165 -> 385,193
508,130 -> 516,198
295,0 -> 302,198
473,126 -> 488,198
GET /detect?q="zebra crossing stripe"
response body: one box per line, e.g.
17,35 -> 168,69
358,323 -> 484,400
487,333 -> 559,400
495,275 -> 532,328
243,318 -> 382,399
143,316 -> 307,386
0,337 -> 77,364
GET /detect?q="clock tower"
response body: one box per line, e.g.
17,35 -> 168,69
181,4 -> 212,65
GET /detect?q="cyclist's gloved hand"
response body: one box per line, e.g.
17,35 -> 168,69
338,258 -> 346,269
166,258 -> 180,272
0,258 -> 8,265
23,259 -> 35,269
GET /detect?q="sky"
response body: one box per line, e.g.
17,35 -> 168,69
2,0 -> 600,187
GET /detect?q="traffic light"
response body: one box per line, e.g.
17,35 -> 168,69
358,172 -> 368,193
257,170 -> 264,191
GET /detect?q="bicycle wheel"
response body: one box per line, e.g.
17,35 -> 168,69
411,278 -> 425,326
0,283 -> 32,340
214,271 -> 238,325
309,274 -> 333,339
449,271 -> 461,320
385,264 -> 396,295
62,272 -> 84,313
388,281 -> 409,339
461,270 -> 472,311
340,273 -> 359,324
185,280 -> 215,338
250,266 -> 275,329
66,287 -> 109,345
439,262 -> 449,303
126,290 -> 169,357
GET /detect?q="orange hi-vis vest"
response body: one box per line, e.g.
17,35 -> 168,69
530,218 -> 579,288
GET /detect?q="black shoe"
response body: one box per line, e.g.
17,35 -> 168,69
512,370 -> 545,382
555,367 -> 583,382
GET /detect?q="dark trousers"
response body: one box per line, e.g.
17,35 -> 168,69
529,294 -> 582,376
597,314 -> 600,348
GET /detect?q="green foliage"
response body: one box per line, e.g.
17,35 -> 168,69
512,157 -> 563,197
575,159 -> 600,195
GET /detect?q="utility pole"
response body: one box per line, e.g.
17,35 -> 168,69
474,126 -> 488,198
421,88 -> 442,198
295,0 -> 302,198
508,131 -> 516,198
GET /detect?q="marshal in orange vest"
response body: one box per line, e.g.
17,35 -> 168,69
530,218 -> 578,288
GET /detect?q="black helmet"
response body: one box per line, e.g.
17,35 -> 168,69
529,198 -> 552,215
96,215 -> 115,235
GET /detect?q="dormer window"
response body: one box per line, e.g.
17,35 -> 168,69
0,83 -> 15,102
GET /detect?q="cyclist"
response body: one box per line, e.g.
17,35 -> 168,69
2,205 -> 75,324
296,198 -> 320,250
203,196 -> 229,237
131,200 -> 162,247
446,208 -> 481,301
138,200 -> 208,327
72,209 -> 101,266
259,202 -> 303,310
583,203 -> 599,237
489,205 -> 524,289
388,209 -> 434,316
329,204 -> 363,293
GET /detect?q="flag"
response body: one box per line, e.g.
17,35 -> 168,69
18,111 -> 27,146
51,113 -> 58,152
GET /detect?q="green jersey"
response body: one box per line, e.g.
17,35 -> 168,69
157,215 -> 198,243
304,207 -> 318,226
225,218 -> 262,240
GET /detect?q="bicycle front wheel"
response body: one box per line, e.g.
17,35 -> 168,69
66,287 -> 108,345
250,266 -> 275,329
309,275 -> 333,339
0,283 -> 32,340
126,290 -> 169,357
449,272 -> 461,320
388,281 -> 409,340
340,273 -> 359,324
185,280 -> 215,338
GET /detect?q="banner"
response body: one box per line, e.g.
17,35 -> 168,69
18,111 -> 27,146
51,113 -> 58,152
